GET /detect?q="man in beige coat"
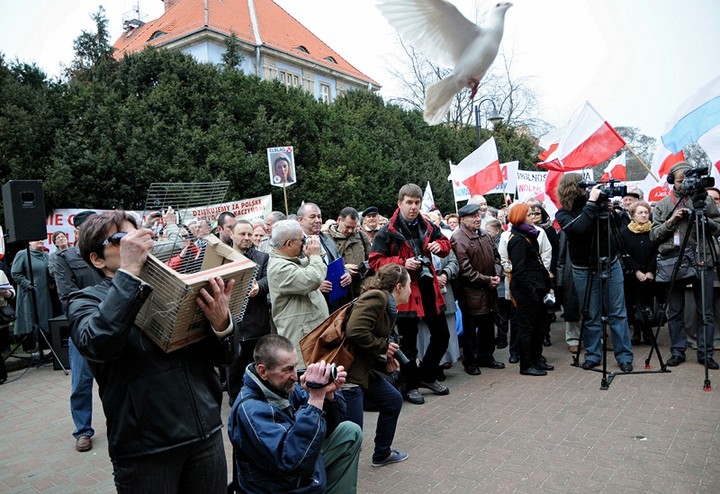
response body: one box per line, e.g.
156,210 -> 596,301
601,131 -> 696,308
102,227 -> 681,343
267,220 -> 328,369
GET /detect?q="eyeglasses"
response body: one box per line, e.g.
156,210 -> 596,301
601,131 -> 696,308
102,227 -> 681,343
530,212 -> 542,216
289,237 -> 306,246
102,232 -> 128,247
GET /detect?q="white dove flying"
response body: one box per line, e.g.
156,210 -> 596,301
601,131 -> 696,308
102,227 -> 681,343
378,0 -> 512,125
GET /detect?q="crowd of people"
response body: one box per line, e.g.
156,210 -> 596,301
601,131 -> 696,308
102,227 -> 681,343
3,165 -> 720,492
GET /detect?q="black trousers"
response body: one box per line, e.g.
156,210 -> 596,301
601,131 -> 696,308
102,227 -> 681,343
462,312 -> 496,368
514,290 -> 546,370
397,282 -> 449,389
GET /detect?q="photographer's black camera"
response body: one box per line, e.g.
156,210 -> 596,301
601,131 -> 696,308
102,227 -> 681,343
415,255 -> 434,280
357,260 -> 372,279
579,179 -> 627,202
388,334 -> 411,365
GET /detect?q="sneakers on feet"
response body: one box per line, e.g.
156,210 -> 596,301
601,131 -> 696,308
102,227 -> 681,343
418,380 -> 449,395
404,389 -> 425,405
372,449 -> 409,467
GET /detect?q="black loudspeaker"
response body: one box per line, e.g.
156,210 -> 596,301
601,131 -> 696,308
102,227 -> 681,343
50,316 -> 71,371
2,180 -> 47,243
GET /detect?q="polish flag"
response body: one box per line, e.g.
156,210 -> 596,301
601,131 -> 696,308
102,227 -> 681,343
600,152 -> 627,181
450,137 -> 502,196
537,102 -> 626,171
637,145 -> 685,202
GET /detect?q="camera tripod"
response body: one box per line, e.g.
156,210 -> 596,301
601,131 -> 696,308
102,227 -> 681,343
2,244 -> 68,380
570,202 -> 669,389
645,193 -> 719,391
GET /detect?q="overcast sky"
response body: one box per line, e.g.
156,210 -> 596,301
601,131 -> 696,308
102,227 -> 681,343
1,0 -> 719,139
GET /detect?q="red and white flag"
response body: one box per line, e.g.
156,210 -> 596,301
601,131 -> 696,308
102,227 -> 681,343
450,137 -> 502,196
600,152 -> 627,181
637,145 -> 685,203
537,102 -> 626,171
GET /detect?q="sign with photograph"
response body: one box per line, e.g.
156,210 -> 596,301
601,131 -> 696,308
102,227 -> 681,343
267,146 -> 297,187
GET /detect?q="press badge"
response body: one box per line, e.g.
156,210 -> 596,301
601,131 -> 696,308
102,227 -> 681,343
673,230 -> 681,246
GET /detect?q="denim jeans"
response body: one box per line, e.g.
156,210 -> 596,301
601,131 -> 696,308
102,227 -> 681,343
572,260 -> 634,364
69,338 -> 95,438
112,430 -> 226,494
343,374 -> 402,462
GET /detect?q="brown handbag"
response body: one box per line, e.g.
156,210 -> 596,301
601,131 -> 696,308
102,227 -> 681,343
299,299 -> 355,370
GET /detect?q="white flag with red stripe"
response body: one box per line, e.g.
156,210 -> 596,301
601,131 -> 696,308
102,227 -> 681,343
600,152 -> 627,181
637,145 -> 685,203
537,102 -> 626,171
450,137 -> 503,196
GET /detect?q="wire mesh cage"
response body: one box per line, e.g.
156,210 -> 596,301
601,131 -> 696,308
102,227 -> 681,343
134,182 -> 256,352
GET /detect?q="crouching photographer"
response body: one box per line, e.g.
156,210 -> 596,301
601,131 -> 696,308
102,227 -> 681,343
650,162 -> 720,369
555,174 -> 635,373
343,264 -> 411,467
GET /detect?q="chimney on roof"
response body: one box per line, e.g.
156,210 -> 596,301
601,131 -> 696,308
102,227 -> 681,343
164,0 -> 182,12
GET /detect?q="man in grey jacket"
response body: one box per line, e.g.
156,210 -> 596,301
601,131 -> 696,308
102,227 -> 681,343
650,161 -> 720,369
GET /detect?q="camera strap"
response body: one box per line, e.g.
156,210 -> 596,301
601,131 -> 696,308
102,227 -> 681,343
396,215 -> 425,258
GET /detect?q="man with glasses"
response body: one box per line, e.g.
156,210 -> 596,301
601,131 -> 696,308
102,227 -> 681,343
67,211 -> 235,493
267,219 -> 329,369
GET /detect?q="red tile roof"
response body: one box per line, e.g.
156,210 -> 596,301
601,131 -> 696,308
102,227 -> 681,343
113,0 -> 378,86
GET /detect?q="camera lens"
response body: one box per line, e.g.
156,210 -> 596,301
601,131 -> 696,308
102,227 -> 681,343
327,363 -> 337,384
393,348 -> 411,366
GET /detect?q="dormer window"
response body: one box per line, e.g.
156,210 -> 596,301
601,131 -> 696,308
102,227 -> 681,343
149,31 -> 167,41
323,56 -> 338,64
295,45 -> 309,54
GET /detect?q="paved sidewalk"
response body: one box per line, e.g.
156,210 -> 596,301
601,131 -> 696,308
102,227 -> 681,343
1,323 -> 719,493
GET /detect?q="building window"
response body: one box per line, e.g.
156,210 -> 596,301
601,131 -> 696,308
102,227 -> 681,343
295,45 -> 310,54
319,83 -> 331,104
323,56 -> 338,64
279,69 -> 301,89
303,76 -> 314,93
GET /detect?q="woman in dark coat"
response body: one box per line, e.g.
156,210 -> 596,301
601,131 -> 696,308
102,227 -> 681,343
530,204 -> 560,345
507,204 -> 553,376
11,240 -> 53,349
344,264 -> 411,467
619,201 -> 658,345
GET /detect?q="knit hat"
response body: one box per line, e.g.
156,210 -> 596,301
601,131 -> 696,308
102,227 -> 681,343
73,210 -> 97,229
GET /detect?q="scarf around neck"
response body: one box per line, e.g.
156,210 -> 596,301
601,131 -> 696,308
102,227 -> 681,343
628,220 -> 652,234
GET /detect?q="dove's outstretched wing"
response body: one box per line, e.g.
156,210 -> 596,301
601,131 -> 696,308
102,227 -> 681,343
378,0 -> 482,68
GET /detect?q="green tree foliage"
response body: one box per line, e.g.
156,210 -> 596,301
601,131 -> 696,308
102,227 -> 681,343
0,10 -> 539,219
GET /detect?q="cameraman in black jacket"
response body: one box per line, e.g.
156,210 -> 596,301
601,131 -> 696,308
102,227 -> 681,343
555,174 -> 634,373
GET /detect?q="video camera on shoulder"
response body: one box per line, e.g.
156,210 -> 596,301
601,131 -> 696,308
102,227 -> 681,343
579,179 -> 627,203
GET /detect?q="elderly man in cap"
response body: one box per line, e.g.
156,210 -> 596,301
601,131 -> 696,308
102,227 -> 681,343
361,207 -> 381,243
52,210 -> 102,452
619,189 -> 642,228
451,203 -> 503,375
650,161 -> 720,369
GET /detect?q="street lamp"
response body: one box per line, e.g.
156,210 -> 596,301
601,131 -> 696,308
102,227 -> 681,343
474,98 -> 503,147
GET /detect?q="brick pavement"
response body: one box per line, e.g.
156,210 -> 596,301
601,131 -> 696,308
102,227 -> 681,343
1,322 -> 719,493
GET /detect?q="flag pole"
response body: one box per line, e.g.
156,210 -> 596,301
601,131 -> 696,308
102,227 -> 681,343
282,182 -> 289,216
624,143 -> 658,181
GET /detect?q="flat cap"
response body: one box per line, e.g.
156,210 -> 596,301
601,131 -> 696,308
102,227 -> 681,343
362,206 -> 379,216
73,210 -> 97,228
458,203 -> 481,218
